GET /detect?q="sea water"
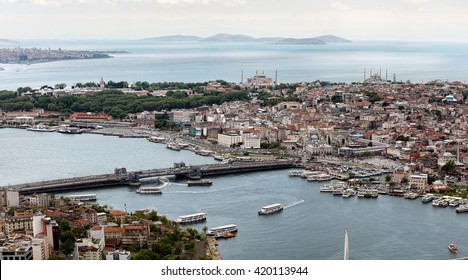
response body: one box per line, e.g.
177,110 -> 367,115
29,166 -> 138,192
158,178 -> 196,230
1,40 -> 468,90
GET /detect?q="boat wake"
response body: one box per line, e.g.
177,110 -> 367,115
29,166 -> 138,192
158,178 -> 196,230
283,199 -> 305,209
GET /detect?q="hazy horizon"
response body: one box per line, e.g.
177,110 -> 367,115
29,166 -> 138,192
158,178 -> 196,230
1,0 -> 468,42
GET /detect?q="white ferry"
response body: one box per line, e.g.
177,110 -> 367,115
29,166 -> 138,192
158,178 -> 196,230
306,173 -> 333,181
136,187 -> 162,194
206,224 -> 238,238
258,203 -> 283,215
288,170 -> 304,177
26,124 -> 56,132
176,212 -> 207,224
320,184 -> 334,192
67,194 -> 96,201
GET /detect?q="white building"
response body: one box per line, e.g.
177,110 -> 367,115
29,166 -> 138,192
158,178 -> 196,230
217,133 -> 242,147
29,194 -> 51,207
75,238 -> 104,260
6,189 -> 20,207
4,215 -> 34,235
0,241 -> 33,260
243,136 -> 261,149
96,212 -> 107,224
32,238 -> 50,260
409,174 -> 428,190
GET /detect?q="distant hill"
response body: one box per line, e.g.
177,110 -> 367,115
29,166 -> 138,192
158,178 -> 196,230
313,35 -> 351,43
203,33 -> 257,42
0,38 -> 19,44
140,35 -> 203,42
139,34 -> 351,45
274,38 -> 327,45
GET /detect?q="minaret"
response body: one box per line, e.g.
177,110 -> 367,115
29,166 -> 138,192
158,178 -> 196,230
364,68 -> 366,82
241,70 -> 243,84
275,70 -> 278,85
386,68 -> 388,81
379,68 -> 382,78
393,73 -> 396,83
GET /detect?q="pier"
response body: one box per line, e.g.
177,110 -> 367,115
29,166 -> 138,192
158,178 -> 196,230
3,160 -> 296,195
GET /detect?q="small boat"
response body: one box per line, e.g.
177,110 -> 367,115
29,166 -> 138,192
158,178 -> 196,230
456,204 -> 468,213
166,143 -> 181,151
187,179 -> 212,186
223,233 -> 236,238
448,243 -> 458,253
258,203 -> 283,215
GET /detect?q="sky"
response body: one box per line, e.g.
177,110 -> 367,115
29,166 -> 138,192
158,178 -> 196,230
1,0 -> 468,41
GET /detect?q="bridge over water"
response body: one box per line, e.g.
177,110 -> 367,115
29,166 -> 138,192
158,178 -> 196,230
2,160 -> 297,195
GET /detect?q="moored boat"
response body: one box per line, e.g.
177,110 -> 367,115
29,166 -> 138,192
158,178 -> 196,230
26,124 -> 56,132
206,224 -> 238,238
455,204 -> 468,213
176,212 -> 207,224
421,194 -> 435,203
258,203 -> 283,215
320,184 -> 334,192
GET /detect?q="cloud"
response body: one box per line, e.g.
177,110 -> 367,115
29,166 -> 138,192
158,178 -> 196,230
330,2 -> 351,10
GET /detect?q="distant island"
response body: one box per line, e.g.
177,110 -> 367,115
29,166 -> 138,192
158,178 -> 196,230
0,47 -> 117,64
0,38 -> 19,45
141,33 -> 351,45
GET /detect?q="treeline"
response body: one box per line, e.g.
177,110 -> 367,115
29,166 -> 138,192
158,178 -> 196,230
0,89 -> 249,119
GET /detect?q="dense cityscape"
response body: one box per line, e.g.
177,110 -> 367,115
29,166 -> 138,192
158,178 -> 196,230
0,71 -> 467,260
0,47 -> 113,64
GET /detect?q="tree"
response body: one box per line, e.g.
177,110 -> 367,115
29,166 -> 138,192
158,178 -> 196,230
385,175 -> 392,183
7,207 -> 15,216
401,177 -> 409,184
442,160 -> 456,174
60,239 -> 75,255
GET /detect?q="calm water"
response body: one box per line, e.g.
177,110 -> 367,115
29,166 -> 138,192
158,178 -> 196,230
1,40 -> 468,90
0,128 -> 466,260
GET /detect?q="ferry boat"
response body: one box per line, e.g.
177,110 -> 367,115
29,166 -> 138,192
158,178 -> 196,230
307,173 -> 333,182
26,124 -> 56,132
57,125 -> 82,134
370,189 -> 379,198
448,197 -> 462,207
258,203 -> 283,215
455,204 -> 468,213
136,187 -> 162,194
289,170 -> 304,177
357,189 -> 366,198
166,143 -> 181,151
448,243 -> 458,253
342,189 -> 356,198
404,192 -> 419,200
421,194 -> 435,203
320,184 -> 334,192
67,194 -> 96,201
206,224 -> 238,238
187,179 -> 212,186
176,212 -> 207,224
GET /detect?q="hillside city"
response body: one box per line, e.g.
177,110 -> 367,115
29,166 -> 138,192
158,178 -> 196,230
0,71 -> 467,260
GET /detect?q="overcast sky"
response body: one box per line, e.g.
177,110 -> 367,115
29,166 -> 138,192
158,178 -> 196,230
1,0 -> 467,41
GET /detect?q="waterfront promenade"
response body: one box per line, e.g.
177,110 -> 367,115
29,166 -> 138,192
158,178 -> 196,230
2,160 -> 296,194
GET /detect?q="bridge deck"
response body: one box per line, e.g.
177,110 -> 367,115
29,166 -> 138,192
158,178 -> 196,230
2,161 -> 296,194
